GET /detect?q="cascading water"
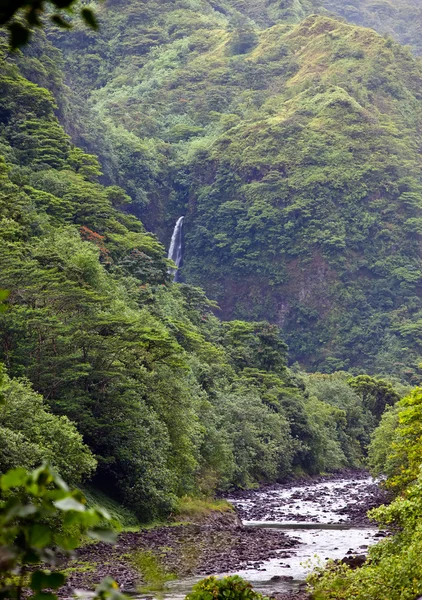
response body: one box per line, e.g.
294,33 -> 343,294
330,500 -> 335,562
168,216 -> 184,282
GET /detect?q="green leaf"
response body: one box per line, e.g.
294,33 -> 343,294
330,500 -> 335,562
62,510 -> 97,528
55,534 -> 80,551
62,511 -> 84,527
15,504 -> 37,518
53,497 -> 86,512
50,471 -> 69,492
94,506 -> 111,520
31,571 -> 45,592
2,498 -> 36,523
94,577 -> 121,597
80,8 -> 98,30
31,571 -> 66,592
46,573 -> 66,590
22,549 -> 41,565
87,528 -> 117,543
29,525 -> 52,548
1,467 -> 28,490
32,464 -> 54,489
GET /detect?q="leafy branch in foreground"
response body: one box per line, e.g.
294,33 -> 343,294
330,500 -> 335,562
0,463 -> 125,600
0,0 -> 100,49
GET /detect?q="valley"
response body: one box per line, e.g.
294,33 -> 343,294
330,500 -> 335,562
1,0 -> 422,598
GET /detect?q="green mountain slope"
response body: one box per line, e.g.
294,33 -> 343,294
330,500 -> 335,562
47,5 -> 422,379
180,16 -> 422,377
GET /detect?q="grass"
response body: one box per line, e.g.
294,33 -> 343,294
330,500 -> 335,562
127,550 -> 177,592
78,485 -> 234,535
78,484 -> 139,530
173,496 -> 234,522
134,496 -> 234,530
61,561 -> 98,575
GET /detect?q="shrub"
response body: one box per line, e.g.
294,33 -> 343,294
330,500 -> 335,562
185,575 -> 269,600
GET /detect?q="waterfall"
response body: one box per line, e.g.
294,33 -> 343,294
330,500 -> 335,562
168,216 -> 184,282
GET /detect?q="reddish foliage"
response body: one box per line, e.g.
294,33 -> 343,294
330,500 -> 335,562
79,226 -> 112,264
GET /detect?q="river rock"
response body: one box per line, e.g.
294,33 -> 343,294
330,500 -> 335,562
340,554 -> 367,569
59,520 -> 299,596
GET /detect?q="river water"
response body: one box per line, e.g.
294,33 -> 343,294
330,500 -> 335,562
162,476 -> 380,598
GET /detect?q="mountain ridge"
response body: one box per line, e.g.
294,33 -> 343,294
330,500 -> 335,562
37,4 -> 422,378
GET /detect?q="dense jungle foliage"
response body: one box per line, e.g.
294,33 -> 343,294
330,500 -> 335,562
2,2 -> 422,599
33,0 -> 422,380
0,27 -> 402,521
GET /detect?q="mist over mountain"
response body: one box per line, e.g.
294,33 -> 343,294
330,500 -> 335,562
322,0 -> 422,56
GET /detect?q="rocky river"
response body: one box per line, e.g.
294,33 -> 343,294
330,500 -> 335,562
62,472 -> 388,600
163,472 -> 388,600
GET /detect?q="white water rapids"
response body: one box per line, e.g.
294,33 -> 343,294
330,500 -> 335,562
159,476 -> 380,598
231,477 -> 378,593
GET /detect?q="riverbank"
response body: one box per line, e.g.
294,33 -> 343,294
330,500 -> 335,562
60,514 -> 299,595
60,471 -> 388,598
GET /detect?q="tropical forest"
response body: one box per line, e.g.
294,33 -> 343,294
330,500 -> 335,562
1,0 -> 422,599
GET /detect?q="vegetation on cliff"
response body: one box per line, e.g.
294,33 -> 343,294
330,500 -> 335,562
39,1 -> 422,380
2,1 -> 422,598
